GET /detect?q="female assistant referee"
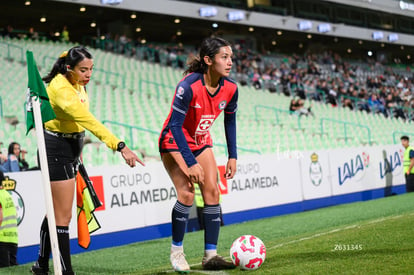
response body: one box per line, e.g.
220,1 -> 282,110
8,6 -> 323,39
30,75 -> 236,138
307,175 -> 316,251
159,37 -> 238,272
31,46 -> 144,275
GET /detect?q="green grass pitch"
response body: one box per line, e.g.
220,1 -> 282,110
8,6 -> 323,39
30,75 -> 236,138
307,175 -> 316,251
5,193 -> 414,274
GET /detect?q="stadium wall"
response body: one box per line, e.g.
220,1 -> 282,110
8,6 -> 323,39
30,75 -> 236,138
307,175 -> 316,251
7,144 -> 406,264
54,0 -> 414,46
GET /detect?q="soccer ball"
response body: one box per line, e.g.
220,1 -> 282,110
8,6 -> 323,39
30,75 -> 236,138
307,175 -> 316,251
230,235 -> 266,270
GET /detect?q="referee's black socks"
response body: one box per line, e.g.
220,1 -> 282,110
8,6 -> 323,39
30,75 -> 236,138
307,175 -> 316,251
37,217 -> 51,269
57,225 -> 73,274
36,218 -> 74,274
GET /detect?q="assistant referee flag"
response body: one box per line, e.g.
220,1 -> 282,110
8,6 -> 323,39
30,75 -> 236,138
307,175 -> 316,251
25,50 -> 55,134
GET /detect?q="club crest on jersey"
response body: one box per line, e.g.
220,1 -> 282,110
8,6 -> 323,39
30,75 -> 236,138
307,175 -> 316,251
176,86 -> 184,99
196,116 -> 214,133
218,100 -> 227,110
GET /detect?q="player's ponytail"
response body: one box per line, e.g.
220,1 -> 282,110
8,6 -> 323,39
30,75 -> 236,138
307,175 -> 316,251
43,46 -> 92,83
184,55 -> 204,75
184,37 -> 231,75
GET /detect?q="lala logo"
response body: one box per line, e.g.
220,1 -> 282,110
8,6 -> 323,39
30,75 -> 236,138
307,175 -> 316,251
338,152 -> 370,186
379,151 -> 402,179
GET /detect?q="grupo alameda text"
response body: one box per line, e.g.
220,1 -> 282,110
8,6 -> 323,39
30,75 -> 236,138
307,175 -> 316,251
110,172 -> 177,208
111,187 -> 177,207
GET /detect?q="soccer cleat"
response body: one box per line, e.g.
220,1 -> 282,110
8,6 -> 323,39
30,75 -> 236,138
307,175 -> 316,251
30,261 -> 49,275
202,255 -> 236,270
170,250 -> 190,273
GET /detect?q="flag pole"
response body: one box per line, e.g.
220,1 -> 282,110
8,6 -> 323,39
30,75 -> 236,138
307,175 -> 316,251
31,95 -> 62,275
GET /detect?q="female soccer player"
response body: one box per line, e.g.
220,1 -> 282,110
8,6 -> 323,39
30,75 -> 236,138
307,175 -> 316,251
159,37 -> 238,272
31,46 -> 144,275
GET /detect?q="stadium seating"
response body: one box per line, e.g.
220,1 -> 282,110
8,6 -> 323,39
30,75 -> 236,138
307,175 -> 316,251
0,37 -> 413,168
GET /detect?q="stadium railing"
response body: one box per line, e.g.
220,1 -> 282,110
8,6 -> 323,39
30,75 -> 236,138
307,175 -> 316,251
392,130 -> 414,144
214,142 -> 261,156
320,117 -> 372,145
254,104 -> 304,130
102,119 -> 159,150
0,41 -> 25,63
94,68 -> 126,89
389,105 -> 414,121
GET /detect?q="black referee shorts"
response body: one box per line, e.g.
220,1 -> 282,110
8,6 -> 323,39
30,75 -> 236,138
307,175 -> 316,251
43,130 -> 84,181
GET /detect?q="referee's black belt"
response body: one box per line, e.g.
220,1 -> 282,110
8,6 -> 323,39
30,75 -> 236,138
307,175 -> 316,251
45,129 -> 85,139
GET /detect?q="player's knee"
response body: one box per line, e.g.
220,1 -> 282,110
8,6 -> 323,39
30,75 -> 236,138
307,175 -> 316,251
202,188 -> 220,204
179,190 -> 195,205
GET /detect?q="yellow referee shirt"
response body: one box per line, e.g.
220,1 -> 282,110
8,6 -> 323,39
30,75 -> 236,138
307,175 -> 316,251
44,74 -> 120,150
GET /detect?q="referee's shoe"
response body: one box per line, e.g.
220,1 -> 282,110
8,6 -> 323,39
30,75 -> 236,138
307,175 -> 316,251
30,262 -> 48,275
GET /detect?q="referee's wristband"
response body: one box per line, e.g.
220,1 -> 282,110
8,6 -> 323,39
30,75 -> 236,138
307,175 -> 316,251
117,141 -> 126,152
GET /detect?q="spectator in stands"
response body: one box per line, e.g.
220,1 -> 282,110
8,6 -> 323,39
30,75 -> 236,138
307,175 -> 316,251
251,68 -> 262,89
400,136 -> 414,193
0,170 -> 18,268
368,94 -> 387,116
0,143 -> 6,172
28,27 -> 39,40
1,25 -> 15,38
159,37 -> 237,272
281,73 -> 290,96
391,87 -> 404,105
30,46 -> 145,275
378,85 -> 388,100
61,25 -> 70,42
0,142 -> 29,172
48,30 -> 58,42
289,98 -> 314,117
294,79 -> 306,99
356,88 -> 370,112
307,61 -> 320,75
386,92 -> 405,120
118,33 -> 128,54
317,79 -> 339,105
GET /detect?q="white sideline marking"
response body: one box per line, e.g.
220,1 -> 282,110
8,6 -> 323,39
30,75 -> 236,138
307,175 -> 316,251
269,213 -> 412,250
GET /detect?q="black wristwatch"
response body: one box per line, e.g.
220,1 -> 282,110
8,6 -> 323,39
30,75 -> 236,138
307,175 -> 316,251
117,141 -> 126,152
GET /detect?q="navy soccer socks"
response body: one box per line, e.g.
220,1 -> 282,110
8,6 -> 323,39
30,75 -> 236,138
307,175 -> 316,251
171,200 -> 191,246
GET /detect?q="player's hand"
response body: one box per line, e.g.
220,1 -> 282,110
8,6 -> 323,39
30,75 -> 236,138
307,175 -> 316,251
120,146 -> 145,167
225,158 -> 237,179
188,163 -> 204,185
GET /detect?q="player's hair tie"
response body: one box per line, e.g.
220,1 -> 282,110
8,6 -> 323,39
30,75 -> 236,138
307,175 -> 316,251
59,51 -> 68,58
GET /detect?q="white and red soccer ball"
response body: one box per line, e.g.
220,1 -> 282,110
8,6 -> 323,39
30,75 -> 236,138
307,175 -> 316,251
230,235 -> 266,270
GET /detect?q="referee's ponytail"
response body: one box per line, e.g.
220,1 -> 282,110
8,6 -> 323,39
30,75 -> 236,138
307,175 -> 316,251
184,37 -> 231,75
43,46 -> 92,83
